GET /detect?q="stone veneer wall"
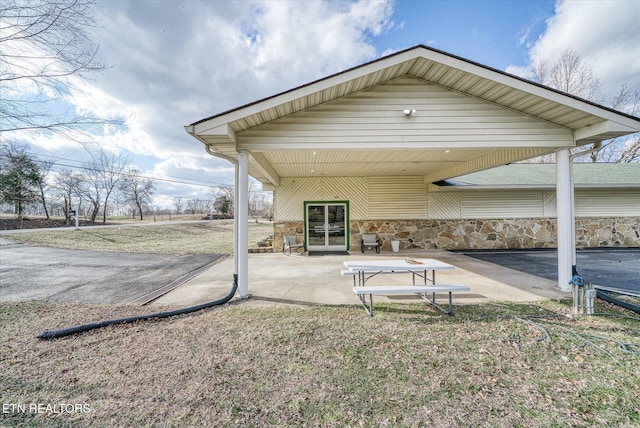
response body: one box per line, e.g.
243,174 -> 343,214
274,217 -> 640,252
273,222 -> 305,252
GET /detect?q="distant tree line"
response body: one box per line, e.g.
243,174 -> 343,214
172,181 -> 272,221
0,141 -> 156,223
0,141 -> 273,224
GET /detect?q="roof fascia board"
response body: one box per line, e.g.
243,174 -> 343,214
436,183 -> 640,191
575,120 -> 640,142
192,123 -> 237,141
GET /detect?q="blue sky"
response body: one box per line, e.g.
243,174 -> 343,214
375,0 -> 554,68
4,0 -> 639,209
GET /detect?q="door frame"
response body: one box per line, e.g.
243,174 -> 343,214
304,200 -> 350,252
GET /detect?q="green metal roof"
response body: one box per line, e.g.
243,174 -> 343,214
451,163 -> 640,187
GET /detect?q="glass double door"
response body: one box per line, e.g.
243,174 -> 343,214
306,203 -> 347,252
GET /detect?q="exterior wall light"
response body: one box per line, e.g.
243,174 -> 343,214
403,109 -> 416,116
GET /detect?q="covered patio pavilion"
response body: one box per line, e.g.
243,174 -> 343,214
185,45 -> 640,299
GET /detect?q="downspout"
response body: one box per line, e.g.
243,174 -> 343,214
568,142 -> 608,268
204,144 -> 240,280
184,125 -> 248,298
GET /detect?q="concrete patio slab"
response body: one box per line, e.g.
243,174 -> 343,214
150,250 -> 567,310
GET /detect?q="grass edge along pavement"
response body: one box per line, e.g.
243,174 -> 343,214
1,299 -> 639,427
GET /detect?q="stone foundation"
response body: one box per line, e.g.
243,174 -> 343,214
273,217 -> 639,251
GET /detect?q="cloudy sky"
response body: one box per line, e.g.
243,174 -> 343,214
7,0 -> 640,209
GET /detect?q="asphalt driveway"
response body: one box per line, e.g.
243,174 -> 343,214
0,239 -> 221,304
458,248 -> 640,294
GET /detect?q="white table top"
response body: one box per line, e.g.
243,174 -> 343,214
343,258 -> 454,272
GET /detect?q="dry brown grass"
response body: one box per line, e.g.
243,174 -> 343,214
1,300 -> 639,427
2,220 -> 639,426
2,220 -> 273,255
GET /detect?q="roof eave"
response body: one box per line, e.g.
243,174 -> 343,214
187,44 -> 640,136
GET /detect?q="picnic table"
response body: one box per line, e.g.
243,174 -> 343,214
342,258 -> 469,316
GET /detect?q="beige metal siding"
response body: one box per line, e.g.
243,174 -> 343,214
428,193 -> 461,219
275,179 -> 640,222
368,177 -> 427,219
575,189 -> 640,217
322,177 -> 368,220
274,177 -> 367,221
274,178 -> 321,221
543,191 -> 556,217
238,77 -> 573,150
460,191 -> 544,218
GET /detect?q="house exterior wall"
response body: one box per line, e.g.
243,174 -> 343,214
272,176 -> 640,250
238,77 -> 573,151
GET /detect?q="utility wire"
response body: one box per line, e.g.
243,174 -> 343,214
1,152 -> 233,189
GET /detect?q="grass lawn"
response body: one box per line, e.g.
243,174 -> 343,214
2,220 -> 273,255
1,222 -> 639,426
1,300 -> 639,427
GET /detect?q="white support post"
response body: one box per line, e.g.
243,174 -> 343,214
556,149 -> 574,292
569,161 -> 577,267
237,150 -> 250,298
233,160 -> 239,277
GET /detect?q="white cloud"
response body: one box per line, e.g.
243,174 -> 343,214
88,0 -> 394,158
153,156 -> 235,189
93,0 -> 393,153
147,154 -> 237,206
504,64 -> 529,79
10,0 -> 394,208
527,0 -> 640,97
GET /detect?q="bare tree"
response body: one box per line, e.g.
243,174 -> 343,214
85,147 -> 128,223
52,169 -> 86,224
35,158 -> 53,220
528,49 -> 638,163
119,168 -> 156,221
570,85 -> 640,163
0,0 -> 119,135
606,86 -> 640,163
173,197 -> 184,215
202,199 -> 214,217
531,49 -> 604,103
186,199 -> 204,215
79,164 -> 102,224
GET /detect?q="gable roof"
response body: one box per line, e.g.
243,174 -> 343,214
446,163 -> 640,189
189,44 -> 639,137
186,44 -> 640,186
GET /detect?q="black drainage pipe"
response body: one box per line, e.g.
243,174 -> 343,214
597,289 -> 640,315
38,275 -> 238,340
